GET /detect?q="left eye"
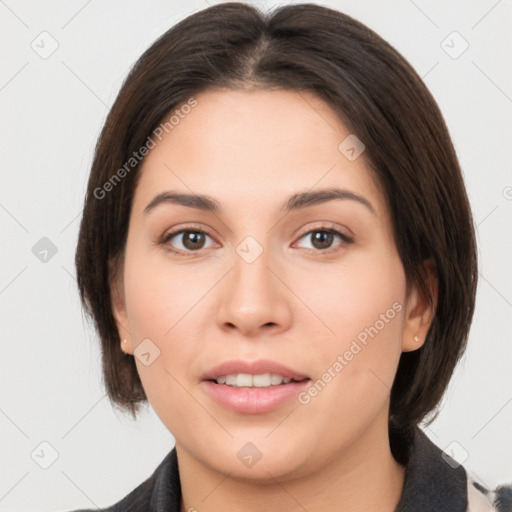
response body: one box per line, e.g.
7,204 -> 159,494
295,229 -> 352,251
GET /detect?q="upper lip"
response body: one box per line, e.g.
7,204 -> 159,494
202,359 -> 310,381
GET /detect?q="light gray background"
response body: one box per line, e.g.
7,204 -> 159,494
1,0 -> 511,510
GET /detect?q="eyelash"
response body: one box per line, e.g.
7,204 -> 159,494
159,225 -> 353,258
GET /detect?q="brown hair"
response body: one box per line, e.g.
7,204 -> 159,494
75,2 -> 477,440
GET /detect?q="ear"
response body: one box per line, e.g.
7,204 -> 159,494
401,258 -> 438,352
110,267 -> 134,356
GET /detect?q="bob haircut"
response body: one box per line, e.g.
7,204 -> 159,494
75,2 -> 477,440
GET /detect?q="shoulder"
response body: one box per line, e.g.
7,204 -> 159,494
392,424 -> 511,512
467,478 -> 512,512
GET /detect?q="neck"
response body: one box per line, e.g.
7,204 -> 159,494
177,412 -> 405,512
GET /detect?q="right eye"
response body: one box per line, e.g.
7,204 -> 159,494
161,229 -> 216,256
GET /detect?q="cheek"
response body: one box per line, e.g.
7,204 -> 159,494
293,250 -> 406,431
121,242 -> 221,424
294,243 -> 406,345
122,242 -> 212,338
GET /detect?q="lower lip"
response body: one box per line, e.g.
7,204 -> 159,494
201,380 -> 310,414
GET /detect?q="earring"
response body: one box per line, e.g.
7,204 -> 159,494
413,335 -> 419,343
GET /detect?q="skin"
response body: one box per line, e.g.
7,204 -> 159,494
111,88 -> 436,512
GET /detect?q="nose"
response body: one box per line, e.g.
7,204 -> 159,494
215,243 -> 293,338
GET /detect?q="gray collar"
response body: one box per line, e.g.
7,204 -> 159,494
392,425 -> 467,511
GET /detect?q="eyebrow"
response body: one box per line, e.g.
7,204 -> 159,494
143,188 -> 375,215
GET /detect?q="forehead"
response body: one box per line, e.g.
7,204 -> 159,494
134,88 -> 385,217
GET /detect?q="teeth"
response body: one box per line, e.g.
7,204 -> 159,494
271,374 -> 283,385
215,373 -> 294,387
237,374 -> 253,387
226,375 -> 237,386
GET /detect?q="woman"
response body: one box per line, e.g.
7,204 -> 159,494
72,2 -> 509,511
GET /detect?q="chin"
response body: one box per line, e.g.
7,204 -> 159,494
194,434 -> 316,482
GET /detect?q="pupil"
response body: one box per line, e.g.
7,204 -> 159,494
313,231 -> 333,249
184,232 -> 204,250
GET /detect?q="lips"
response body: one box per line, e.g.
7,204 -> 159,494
201,359 -> 310,382
200,359 -> 311,414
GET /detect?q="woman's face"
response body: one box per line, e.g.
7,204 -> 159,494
113,88 -> 430,481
